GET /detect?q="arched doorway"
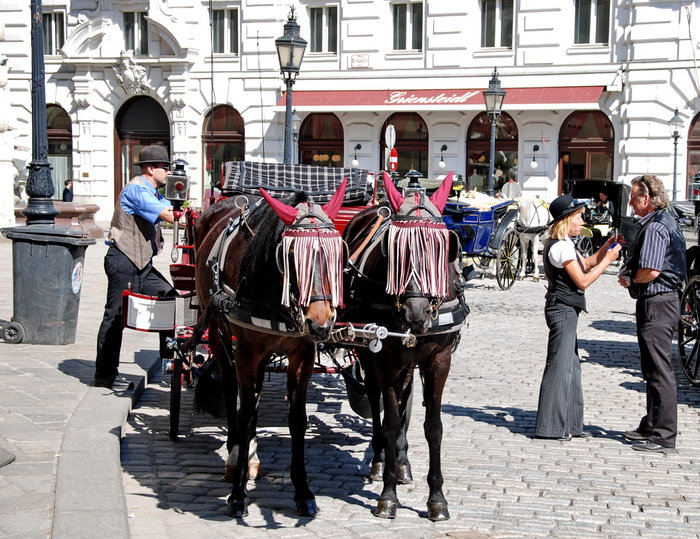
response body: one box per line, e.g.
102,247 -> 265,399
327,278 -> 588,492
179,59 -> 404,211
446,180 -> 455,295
46,104 -> 72,199
380,112 -> 428,177
114,96 -> 170,200
687,113 -> 700,192
466,112 -> 518,192
559,111 -> 614,188
298,113 -> 344,167
202,105 -> 245,191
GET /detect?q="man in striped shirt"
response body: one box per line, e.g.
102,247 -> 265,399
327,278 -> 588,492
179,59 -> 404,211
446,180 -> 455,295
618,175 -> 686,453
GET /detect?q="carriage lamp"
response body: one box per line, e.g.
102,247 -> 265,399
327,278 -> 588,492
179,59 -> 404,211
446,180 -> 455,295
352,143 -> 361,167
483,68 -> 506,196
439,144 -> 447,169
669,108 -> 683,202
165,159 -> 190,206
276,7 -> 307,165
530,144 -> 540,170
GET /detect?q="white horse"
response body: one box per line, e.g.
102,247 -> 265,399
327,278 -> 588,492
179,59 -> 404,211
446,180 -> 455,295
515,196 -> 550,281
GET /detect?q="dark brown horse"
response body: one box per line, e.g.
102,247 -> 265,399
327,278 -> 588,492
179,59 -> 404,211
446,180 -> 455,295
193,183 -> 347,518
343,172 -> 468,521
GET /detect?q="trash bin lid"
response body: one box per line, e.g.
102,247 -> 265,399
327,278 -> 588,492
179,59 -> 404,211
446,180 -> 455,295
1,224 -> 96,246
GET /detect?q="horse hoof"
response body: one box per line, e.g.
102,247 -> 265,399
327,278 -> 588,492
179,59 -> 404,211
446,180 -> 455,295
427,501 -> 450,521
296,498 -> 319,517
397,463 -> 413,484
227,498 -> 248,518
369,462 -> 384,481
373,499 -> 398,519
533,276 -> 540,282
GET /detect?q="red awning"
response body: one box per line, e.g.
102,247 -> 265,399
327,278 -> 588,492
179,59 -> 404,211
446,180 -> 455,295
276,86 -> 604,111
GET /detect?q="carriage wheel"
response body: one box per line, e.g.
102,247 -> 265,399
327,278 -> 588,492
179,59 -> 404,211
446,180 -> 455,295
495,228 -> 522,290
678,276 -> 700,386
169,351 -> 184,440
578,235 -> 594,258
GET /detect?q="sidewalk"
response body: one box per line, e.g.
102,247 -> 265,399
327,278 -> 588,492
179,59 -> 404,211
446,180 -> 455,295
0,236 -> 166,538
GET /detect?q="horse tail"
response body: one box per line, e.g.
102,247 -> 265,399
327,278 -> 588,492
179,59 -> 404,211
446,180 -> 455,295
193,358 -> 228,418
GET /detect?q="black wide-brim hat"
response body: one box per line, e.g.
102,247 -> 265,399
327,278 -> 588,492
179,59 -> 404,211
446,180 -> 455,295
134,145 -> 170,165
548,194 -> 586,225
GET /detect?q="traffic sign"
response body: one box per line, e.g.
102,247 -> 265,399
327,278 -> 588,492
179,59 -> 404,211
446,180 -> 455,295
389,147 -> 398,171
385,125 -> 396,149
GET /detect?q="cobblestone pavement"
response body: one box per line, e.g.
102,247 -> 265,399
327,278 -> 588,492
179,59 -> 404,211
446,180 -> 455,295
122,269 -> 700,538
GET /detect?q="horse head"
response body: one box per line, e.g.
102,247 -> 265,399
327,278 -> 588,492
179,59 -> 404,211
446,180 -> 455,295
260,180 -> 347,341
381,172 -> 460,334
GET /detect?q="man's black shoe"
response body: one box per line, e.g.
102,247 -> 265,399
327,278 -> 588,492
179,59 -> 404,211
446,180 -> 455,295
94,376 -> 134,390
631,441 -> 675,453
623,429 -> 651,441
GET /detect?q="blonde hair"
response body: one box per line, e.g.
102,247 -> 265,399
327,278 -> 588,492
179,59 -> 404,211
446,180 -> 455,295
549,207 -> 584,240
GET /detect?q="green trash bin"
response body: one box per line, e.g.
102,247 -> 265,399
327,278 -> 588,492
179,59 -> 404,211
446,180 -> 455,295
1,225 -> 96,345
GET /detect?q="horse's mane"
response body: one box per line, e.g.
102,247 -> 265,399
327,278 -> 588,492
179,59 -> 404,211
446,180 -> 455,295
238,192 -> 307,304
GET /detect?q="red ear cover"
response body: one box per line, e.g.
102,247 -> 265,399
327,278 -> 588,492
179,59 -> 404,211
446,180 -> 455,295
429,171 -> 454,213
321,178 -> 347,221
383,171 -> 405,213
259,188 -> 298,225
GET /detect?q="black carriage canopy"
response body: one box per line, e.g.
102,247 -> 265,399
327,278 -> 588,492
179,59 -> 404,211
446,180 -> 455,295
563,179 -> 631,230
221,161 -> 372,205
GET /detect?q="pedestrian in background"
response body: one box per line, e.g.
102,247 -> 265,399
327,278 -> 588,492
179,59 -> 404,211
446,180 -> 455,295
62,180 -> 73,202
618,174 -> 686,453
94,145 -> 178,390
534,194 -> 622,440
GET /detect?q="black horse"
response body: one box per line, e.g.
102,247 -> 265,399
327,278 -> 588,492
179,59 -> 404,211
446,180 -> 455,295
342,172 -> 468,521
193,182 -> 347,518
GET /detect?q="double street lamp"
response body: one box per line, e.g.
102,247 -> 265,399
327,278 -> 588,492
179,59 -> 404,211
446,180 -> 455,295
669,108 -> 683,202
275,8 -> 307,165
482,68 -> 506,197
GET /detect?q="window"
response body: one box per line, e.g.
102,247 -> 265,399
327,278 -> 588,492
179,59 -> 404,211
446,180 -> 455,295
212,9 -> 239,54
42,12 -> 65,55
559,111 -> 614,183
46,105 -> 72,199
481,0 -> 513,48
203,105 -> 245,189
392,2 -> 423,51
299,114 -> 344,167
575,0 -> 610,45
380,113 -> 428,177
466,112 -> 518,192
310,6 -> 338,54
124,11 -> 148,55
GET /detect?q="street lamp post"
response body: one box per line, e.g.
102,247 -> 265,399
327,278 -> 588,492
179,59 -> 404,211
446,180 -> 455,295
291,110 -> 301,164
669,108 -> 683,202
275,8 -> 307,165
482,68 -> 506,197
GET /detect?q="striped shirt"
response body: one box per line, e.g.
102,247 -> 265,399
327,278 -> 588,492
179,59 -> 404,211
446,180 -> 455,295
636,209 -> 673,297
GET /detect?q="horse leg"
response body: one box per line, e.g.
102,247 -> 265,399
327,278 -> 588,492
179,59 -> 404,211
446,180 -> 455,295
360,353 -> 386,482
518,233 -> 529,280
531,234 -> 541,281
286,345 -> 318,517
421,347 -> 451,521
373,362 -> 402,519
395,368 -> 414,484
226,342 -> 261,518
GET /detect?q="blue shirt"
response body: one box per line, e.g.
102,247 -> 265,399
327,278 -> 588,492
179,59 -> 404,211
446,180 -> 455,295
120,175 -> 172,224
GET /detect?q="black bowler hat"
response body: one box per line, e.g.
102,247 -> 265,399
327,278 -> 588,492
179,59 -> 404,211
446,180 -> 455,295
135,145 -> 170,165
548,194 -> 586,225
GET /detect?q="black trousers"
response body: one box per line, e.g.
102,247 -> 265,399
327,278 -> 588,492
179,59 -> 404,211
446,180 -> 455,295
95,246 -> 176,380
635,292 -> 679,448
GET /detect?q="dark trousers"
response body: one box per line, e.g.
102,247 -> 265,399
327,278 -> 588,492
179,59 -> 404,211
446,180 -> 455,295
95,246 -> 176,380
635,292 -> 679,448
535,301 -> 584,438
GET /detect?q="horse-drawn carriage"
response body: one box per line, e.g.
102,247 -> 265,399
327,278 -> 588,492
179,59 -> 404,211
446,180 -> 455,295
122,163 -> 469,521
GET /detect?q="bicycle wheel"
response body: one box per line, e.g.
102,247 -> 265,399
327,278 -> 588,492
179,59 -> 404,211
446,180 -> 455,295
678,276 -> 700,386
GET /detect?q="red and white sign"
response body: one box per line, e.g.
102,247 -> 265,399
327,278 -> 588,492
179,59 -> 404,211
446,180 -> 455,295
388,147 -> 398,171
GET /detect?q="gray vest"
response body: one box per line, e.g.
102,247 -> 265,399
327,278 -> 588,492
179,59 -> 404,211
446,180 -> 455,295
107,176 -> 164,270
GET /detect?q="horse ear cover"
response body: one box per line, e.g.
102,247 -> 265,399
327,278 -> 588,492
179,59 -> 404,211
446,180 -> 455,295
429,171 -> 453,213
321,178 -> 347,221
383,171 -> 404,213
259,188 -> 298,225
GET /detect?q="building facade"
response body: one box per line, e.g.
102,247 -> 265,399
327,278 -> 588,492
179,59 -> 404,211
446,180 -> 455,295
0,0 -> 699,224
